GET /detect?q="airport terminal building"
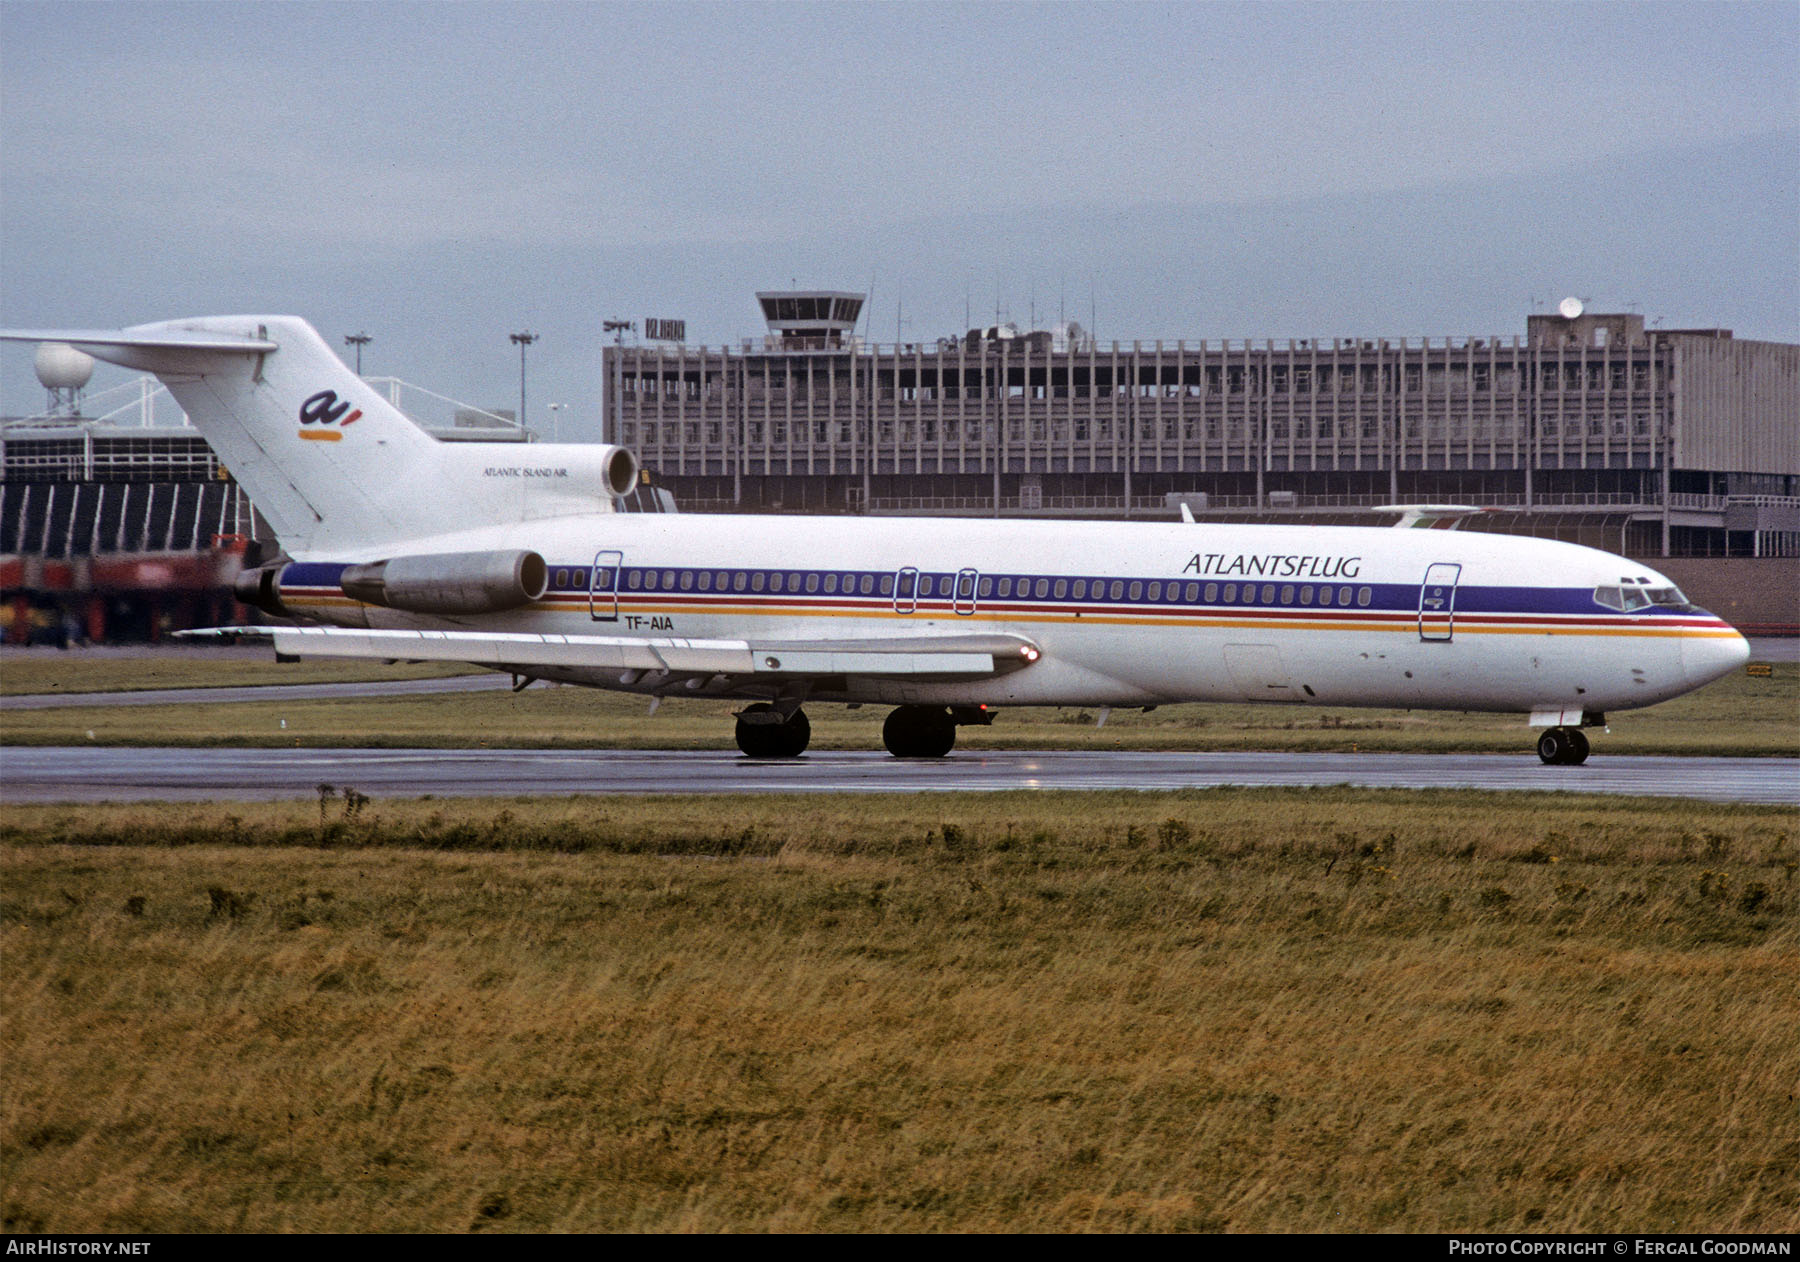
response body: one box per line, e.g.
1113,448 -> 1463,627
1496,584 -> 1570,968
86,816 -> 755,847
606,295 -> 1799,560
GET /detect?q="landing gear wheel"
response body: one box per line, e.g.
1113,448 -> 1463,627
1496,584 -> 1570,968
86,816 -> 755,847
882,705 -> 957,758
735,704 -> 810,758
1565,728 -> 1590,765
1537,727 -> 1589,766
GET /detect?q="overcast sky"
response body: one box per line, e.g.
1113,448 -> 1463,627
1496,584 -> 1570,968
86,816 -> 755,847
3,0 -> 1795,440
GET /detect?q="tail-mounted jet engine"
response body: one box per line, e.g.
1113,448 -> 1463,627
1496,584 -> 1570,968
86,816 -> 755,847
340,550 -> 549,614
234,550 -> 549,617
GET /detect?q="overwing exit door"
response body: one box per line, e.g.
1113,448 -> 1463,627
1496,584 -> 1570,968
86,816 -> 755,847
590,549 -> 622,621
1418,562 -> 1462,641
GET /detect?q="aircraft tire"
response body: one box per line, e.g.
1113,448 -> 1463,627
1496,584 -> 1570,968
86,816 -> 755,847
1565,728 -> 1590,765
882,705 -> 956,758
735,703 -> 809,758
1537,727 -> 1589,766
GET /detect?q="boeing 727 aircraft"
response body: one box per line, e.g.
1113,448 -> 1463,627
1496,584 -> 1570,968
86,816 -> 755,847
2,316 -> 1750,765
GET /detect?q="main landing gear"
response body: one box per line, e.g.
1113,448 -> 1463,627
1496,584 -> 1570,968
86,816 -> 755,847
733,703 -> 983,759
1536,727 -> 1591,766
734,703 -> 811,758
882,705 -> 958,758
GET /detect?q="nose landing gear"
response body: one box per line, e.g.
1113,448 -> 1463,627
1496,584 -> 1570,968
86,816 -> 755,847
1536,726 -> 1591,766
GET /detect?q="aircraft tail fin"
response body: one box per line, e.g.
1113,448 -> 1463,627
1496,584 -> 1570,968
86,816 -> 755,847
4,317 -> 637,556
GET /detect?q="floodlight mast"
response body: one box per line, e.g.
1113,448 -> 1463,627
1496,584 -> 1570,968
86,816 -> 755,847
509,331 -> 537,435
603,321 -> 635,445
344,332 -> 371,375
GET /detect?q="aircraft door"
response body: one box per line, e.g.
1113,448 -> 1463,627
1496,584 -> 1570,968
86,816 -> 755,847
954,568 -> 980,616
894,566 -> 920,614
590,549 -> 623,621
1418,562 -> 1462,641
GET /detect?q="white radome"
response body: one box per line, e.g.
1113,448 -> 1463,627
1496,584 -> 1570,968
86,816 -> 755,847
34,342 -> 95,390
1558,296 -> 1584,320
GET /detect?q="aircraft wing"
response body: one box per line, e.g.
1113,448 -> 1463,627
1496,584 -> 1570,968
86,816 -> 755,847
181,626 -> 1038,681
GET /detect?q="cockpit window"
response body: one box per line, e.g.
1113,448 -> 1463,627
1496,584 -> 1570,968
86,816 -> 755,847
1594,583 -> 1695,613
1593,584 -> 1651,612
1646,586 -> 1697,611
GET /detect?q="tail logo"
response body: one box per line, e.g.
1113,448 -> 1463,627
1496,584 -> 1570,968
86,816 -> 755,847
298,390 -> 362,442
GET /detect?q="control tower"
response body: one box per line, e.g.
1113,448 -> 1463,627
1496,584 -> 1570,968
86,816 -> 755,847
755,290 -> 864,350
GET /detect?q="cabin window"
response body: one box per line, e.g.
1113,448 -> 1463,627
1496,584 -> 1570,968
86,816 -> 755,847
997,577 -> 1012,597
1242,586 -> 1258,604
978,577 -> 992,598
768,573 -> 783,593
1034,578 -> 1049,598
751,572 -> 765,592
1357,587 -> 1372,607
1185,582 -> 1199,602
554,568 -> 569,589
733,572 -> 747,592
698,571 -> 712,591
1222,584 -> 1236,602
1318,586 -> 1333,606
1299,586 -> 1313,605
662,570 -> 676,589
860,575 -> 875,595
627,570 -> 642,590
1337,586 -> 1351,606
879,575 -> 894,596
1128,581 -> 1143,601
1053,579 -> 1068,599
1109,581 -> 1124,600
680,571 -> 693,591
1261,585 -> 1275,604
823,574 -> 838,594
1072,579 -> 1087,600
1280,585 -> 1294,604
805,573 -> 819,593
1206,584 -> 1219,602
919,576 -> 935,597
1147,582 -> 1162,602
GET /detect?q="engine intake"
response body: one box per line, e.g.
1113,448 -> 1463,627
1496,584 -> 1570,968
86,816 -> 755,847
340,549 -> 548,615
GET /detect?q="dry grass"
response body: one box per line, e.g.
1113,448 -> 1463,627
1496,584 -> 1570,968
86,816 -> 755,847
3,790 -> 1796,1232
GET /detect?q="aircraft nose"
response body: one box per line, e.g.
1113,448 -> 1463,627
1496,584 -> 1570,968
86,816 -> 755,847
1681,628 -> 1751,688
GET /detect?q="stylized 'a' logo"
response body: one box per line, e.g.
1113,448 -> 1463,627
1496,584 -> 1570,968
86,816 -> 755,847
298,390 -> 362,441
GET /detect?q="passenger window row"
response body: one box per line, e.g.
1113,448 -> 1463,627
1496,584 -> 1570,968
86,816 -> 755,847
574,565 -> 1375,608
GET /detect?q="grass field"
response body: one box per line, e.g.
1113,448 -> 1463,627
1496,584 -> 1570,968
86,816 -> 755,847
2,650 -> 1795,757
3,790 -> 1796,1233
0,648 -> 476,696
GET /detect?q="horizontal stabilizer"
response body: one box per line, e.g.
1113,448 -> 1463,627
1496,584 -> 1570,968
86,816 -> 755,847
1374,504 -> 1496,530
1,327 -> 278,354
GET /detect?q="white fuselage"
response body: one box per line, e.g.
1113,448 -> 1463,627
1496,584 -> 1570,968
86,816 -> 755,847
278,513 -> 1749,716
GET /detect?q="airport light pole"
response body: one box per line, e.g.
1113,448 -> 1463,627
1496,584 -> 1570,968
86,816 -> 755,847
547,402 -> 565,444
509,332 -> 537,433
602,321 -> 634,447
344,332 -> 371,375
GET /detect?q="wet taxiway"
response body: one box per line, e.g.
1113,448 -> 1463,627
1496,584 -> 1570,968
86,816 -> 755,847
3,746 -> 1794,804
